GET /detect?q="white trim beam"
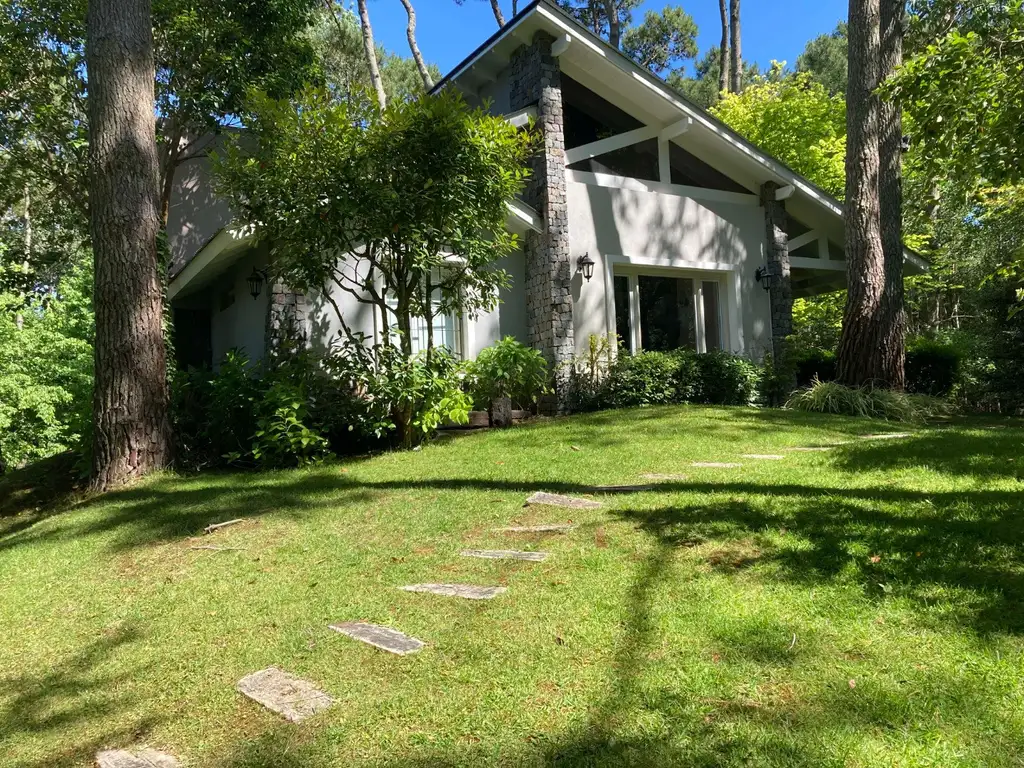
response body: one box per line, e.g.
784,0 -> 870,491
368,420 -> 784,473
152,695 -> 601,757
504,106 -> 537,129
659,117 -> 692,141
787,230 -> 820,252
564,124 -> 660,165
569,169 -> 760,206
775,185 -> 796,201
658,137 -> 671,184
791,256 -> 846,272
819,237 -> 830,261
168,224 -> 256,300
551,33 -> 571,57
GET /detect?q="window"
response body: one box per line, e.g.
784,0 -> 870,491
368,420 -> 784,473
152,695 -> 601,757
384,273 -> 463,356
613,271 -> 725,354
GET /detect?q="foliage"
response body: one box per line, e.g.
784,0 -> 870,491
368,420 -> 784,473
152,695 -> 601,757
792,348 -> 838,388
711,72 -> 847,198
692,349 -> 759,405
468,337 -> 549,409
565,333 -> 617,413
787,378 -> 924,422
796,22 -> 848,95
669,47 -> 760,109
889,0 -> 1024,189
557,0 -> 642,43
0,261 -> 93,472
905,337 -> 962,397
603,350 -> 694,408
621,6 -> 698,76
250,379 -> 331,467
792,292 -> 845,353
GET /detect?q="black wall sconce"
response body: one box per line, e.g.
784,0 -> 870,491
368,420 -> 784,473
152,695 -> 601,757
247,267 -> 268,299
755,265 -> 772,293
576,252 -> 595,282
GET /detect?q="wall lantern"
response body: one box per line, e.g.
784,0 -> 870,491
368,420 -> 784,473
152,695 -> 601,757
247,267 -> 268,300
577,252 -> 596,282
755,266 -> 772,293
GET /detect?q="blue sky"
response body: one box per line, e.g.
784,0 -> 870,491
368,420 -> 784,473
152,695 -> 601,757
368,0 -> 848,79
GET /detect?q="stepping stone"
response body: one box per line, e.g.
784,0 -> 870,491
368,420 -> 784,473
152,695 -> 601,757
587,484 -> 656,493
329,622 -> 425,655
96,749 -> 180,768
640,473 -> 688,481
741,454 -> 785,460
691,462 -> 742,468
461,549 -> 548,562
400,583 -> 507,599
525,491 -> 602,510
861,433 -> 912,440
236,666 -> 333,723
789,446 -> 834,452
497,523 -> 574,533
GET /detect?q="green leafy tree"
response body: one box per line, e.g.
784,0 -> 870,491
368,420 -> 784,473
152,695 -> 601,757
669,47 -> 760,109
622,6 -> 698,75
797,22 -> 848,95
711,72 -> 847,197
213,88 -> 536,445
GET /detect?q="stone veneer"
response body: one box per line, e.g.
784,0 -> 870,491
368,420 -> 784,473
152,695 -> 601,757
759,181 -> 793,363
509,32 -> 574,413
265,275 -> 308,357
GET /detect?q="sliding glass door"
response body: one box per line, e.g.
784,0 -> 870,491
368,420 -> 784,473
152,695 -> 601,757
614,271 -> 725,354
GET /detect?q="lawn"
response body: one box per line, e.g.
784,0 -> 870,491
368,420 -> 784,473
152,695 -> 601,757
2,406 -> 1024,767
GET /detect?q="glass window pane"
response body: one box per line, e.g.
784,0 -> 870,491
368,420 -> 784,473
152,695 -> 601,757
639,275 -> 696,352
702,280 -> 722,350
613,275 -> 632,352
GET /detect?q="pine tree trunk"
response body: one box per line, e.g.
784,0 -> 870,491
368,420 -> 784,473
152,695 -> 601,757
488,0 -> 506,28
397,0 -> 434,90
837,0 -> 892,387
357,0 -> 387,110
604,0 -> 620,49
718,0 -> 730,96
729,0 -> 741,92
878,0 -> 906,389
86,0 -> 172,490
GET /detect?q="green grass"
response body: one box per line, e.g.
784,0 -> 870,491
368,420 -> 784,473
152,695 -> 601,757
2,406 -> 1024,767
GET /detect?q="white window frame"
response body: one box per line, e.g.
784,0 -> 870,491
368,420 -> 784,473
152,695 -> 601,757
605,256 -> 740,354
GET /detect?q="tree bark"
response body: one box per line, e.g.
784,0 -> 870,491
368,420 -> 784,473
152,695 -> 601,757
837,0 -> 891,387
878,0 -> 906,389
488,0 -> 506,28
604,0 -> 620,49
86,0 -> 172,490
397,0 -> 434,90
357,0 -> 387,110
718,0 -> 730,96
729,0 -> 741,93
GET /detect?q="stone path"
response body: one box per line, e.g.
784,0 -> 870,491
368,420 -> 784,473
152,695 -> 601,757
236,667 -> 333,723
525,491 -> 602,510
640,473 -> 688,481
587,484 -> 656,493
497,524 -> 574,533
692,462 -> 742,468
400,583 -> 507,600
96,749 -> 180,768
861,433 -> 912,440
330,622 -> 426,655
741,454 -> 785,460
461,549 -> 548,562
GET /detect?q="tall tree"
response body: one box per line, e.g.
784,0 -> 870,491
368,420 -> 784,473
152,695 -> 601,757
797,22 -> 849,95
718,0 -> 729,95
603,0 -> 621,48
729,0 -> 741,92
86,0 -> 171,489
837,0 -> 899,386
396,0 -> 434,90
621,6 -> 698,75
670,46 -> 759,109
356,0 -> 387,109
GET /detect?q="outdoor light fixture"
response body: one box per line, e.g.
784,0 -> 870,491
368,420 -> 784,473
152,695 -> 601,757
247,267 -> 268,300
755,265 -> 772,293
577,252 -> 596,282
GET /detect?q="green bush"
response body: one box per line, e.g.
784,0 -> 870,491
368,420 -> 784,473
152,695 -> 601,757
468,336 -> 549,410
565,334 -> 616,413
905,337 -> 962,397
692,350 -> 760,405
786,378 -> 924,422
604,351 -> 686,408
792,348 -> 837,387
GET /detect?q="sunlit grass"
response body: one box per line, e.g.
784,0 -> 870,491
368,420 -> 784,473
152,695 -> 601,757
1,406 -> 1023,767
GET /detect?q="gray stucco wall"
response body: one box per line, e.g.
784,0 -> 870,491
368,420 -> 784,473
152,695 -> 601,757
566,177 -> 772,358
208,249 -> 270,366
168,148 -> 234,277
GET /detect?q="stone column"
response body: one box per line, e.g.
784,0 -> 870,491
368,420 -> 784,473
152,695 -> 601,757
760,181 -> 793,363
509,32 -> 573,413
265,275 -> 308,359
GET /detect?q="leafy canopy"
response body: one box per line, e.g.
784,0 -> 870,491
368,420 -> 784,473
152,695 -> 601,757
622,6 -> 698,76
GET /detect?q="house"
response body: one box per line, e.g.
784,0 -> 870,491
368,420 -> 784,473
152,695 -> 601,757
167,0 -> 926,406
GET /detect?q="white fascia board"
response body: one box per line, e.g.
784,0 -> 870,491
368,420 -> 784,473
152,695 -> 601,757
569,169 -> 759,206
791,256 -> 846,272
168,223 -> 256,300
506,198 -> 544,233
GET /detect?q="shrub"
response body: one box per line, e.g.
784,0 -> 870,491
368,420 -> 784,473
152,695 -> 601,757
468,336 -> 549,410
787,378 -> 923,422
692,350 -> 760,405
604,351 -> 685,408
565,334 -> 616,413
792,348 -> 837,387
905,337 -> 962,397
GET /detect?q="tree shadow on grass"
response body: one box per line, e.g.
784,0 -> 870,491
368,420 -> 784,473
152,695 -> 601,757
0,625 -> 161,768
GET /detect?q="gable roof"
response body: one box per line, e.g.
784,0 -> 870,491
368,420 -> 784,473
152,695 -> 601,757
432,0 -> 927,273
